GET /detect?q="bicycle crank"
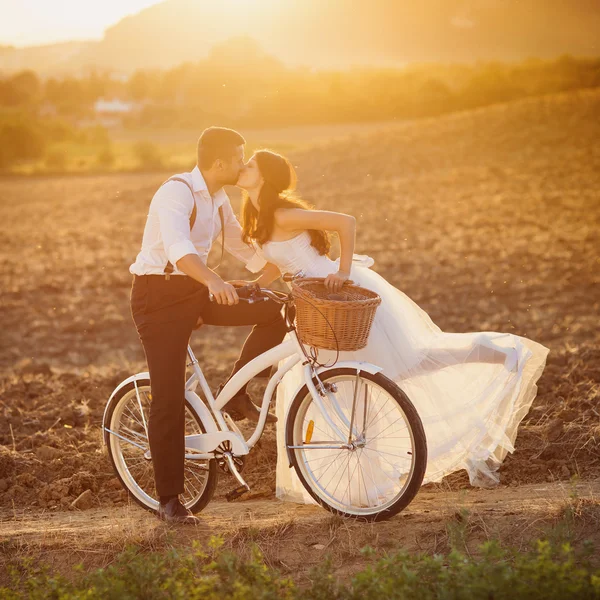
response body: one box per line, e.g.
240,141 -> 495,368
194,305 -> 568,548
220,451 -> 250,501
215,441 -> 247,474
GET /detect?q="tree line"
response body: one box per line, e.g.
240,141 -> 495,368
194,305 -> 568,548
1,46 -> 599,169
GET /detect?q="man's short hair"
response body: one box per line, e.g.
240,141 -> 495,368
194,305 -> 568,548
197,127 -> 246,169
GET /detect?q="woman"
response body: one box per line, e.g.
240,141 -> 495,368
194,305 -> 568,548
236,149 -> 549,502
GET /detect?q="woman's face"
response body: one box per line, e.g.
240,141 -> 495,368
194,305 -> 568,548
237,156 -> 263,203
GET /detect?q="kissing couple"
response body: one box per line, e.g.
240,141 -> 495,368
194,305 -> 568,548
129,126 -> 549,522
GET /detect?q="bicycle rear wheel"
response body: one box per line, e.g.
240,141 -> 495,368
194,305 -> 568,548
286,368 -> 426,522
104,379 -> 218,514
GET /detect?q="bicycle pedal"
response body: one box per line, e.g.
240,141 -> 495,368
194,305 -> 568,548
225,486 -> 250,502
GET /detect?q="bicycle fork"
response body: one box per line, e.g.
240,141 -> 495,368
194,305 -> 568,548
302,363 -> 361,446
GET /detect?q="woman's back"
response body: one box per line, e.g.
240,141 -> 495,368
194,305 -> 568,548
259,231 -> 338,278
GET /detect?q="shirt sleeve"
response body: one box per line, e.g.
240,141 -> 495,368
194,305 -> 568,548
154,181 -> 200,266
218,199 -> 267,271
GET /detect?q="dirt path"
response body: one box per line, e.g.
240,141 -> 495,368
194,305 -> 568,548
2,480 -> 599,584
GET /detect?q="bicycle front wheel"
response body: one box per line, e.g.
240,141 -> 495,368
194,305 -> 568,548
286,368 -> 427,522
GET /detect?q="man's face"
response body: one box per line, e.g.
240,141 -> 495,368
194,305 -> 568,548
218,145 -> 245,186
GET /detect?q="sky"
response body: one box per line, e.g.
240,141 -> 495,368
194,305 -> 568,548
0,0 -> 163,46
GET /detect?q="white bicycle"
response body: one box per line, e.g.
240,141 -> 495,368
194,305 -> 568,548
103,276 -> 427,522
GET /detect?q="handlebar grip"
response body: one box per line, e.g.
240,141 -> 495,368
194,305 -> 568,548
282,270 -> 306,283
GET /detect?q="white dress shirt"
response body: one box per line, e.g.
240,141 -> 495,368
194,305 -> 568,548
130,166 -> 265,276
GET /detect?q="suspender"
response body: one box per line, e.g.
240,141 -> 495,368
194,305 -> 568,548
161,176 -> 225,276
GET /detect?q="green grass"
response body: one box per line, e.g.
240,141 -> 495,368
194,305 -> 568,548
2,535 -> 599,599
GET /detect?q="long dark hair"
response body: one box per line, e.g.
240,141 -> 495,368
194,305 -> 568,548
241,150 -> 330,255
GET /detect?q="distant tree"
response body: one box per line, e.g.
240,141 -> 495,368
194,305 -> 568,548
44,77 -> 91,117
0,70 -> 40,106
44,148 -> 68,171
460,63 -> 524,109
133,141 -> 163,170
418,78 -> 454,116
0,121 -> 45,167
96,145 -> 116,169
127,71 -> 156,102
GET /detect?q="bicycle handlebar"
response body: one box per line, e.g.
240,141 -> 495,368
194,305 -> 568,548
209,271 -> 306,304
209,284 -> 291,305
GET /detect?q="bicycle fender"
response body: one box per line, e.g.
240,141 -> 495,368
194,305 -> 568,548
315,361 -> 383,376
102,372 -> 150,444
102,373 -> 219,449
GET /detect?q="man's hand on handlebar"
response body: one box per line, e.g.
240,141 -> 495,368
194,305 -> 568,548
207,278 -> 239,305
208,279 -> 293,306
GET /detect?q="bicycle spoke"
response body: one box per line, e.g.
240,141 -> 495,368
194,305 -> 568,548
342,453 -> 362,507
365,458 -> 402,493
358,459 -> 373,507
124,405 -> 146,432
367,403 -> 402,435
185,459 -> 210,471
186,463 -> 208,482
329,452 -> 352,500
311,420 -> 339,440
305,450 -> 346,483
135,389 -> 149,438
363,388 -> 388,432
184,474 -> 201,498
120,425 -> 148,442
113,432 -> 147,451
364,446 -> 412,474
305,452 -> 344,465
363,450 -> 392,500
368,416 -> 409,443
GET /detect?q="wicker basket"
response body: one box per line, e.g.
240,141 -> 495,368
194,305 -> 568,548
291,277 -> 381,351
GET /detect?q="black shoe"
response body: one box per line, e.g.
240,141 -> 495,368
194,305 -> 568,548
157,497 -> 201,525
220,387 -> 277,424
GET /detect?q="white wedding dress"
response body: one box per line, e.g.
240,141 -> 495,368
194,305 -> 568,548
247,231 -> 549,503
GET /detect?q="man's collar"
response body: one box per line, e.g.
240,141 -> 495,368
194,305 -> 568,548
191,165 -> 208,193
191,165 -> 227,207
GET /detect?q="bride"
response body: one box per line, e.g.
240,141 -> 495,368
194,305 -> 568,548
235,149 -> 549,500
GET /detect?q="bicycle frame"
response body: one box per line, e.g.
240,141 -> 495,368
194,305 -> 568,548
181,319 -> 384,459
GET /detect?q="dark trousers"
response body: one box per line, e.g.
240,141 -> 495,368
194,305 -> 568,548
130,274 -> 287,497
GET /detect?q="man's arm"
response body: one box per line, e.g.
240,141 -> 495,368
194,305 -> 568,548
154,182 -> 238,305
176,254 -> 239,305
155,181 -> 199,267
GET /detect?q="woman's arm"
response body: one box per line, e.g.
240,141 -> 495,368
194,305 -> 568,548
228,262 -> 281,289
255,262 -> 282,286
275,208 -> 356,291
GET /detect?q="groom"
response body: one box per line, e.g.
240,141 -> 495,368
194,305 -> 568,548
129,127 -> 283,524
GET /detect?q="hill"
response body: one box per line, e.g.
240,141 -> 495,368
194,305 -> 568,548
1,0 -> 599,74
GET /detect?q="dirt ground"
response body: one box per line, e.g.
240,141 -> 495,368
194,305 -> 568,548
2,481 -> 600,585
1,89 -> 599,579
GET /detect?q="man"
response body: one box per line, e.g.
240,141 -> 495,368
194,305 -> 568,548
129,127 -> 284,524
